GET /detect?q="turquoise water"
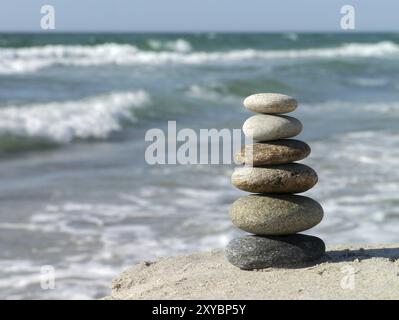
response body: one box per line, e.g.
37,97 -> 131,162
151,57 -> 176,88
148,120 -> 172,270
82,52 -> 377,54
0,33 -> 399,299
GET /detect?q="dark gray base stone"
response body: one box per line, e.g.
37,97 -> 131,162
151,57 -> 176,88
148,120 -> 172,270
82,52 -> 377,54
225,234 -> 325,270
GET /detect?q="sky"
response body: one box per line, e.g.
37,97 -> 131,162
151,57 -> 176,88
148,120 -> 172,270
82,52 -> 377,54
0,0 -> 398,32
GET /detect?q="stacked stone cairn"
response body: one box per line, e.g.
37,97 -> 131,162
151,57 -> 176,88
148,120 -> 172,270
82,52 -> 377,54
225,93 -> 325,270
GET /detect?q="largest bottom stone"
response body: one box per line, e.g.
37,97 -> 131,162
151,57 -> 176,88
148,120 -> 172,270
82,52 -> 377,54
225,234 -> 325,270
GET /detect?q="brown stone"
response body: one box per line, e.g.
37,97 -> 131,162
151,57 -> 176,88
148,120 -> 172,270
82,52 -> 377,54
231,163 -> 318,194
235,139 -> 310,166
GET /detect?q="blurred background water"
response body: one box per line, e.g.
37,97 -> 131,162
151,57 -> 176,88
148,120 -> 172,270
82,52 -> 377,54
0,32 -> 399,299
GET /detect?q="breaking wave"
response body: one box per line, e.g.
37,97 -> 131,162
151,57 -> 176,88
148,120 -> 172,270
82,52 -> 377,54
0,90 -> 150,143
1,41 -> 398,74
147,38 -> 192,52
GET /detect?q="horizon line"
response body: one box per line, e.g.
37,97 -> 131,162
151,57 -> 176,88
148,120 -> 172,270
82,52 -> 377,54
0,30 -> 398,34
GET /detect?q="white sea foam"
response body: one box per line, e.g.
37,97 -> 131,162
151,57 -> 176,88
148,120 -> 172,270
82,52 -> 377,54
302,125 -> 399,243
185,84 -> 239,103
0,90 -> 150,143
0,258 -> 118,299
350,77 -> 389,87
147,38 -> 192,52
283,32 -> 299,41
0,181 -> 236,299
300,100 -> 399,114
1,41 -> 398,74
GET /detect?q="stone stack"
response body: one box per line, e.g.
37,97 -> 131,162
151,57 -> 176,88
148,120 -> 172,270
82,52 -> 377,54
225,93 -> 325,270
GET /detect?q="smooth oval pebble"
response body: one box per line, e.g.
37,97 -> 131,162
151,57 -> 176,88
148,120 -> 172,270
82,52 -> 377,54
243,114 -> 302,141
230,194 -> 323,235
235,139 -> 310,166
231,163 -> 318,194
244,93 -> 297,114
225,234 -> 325,269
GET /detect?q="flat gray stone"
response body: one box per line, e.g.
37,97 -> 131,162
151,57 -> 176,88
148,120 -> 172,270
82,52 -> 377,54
235,139 -> 310,166
243,114 -> 302,141
244,93 -> 297,114
225,234 -> 326,269
230,194 -> 323,235
231,163 -> 318,194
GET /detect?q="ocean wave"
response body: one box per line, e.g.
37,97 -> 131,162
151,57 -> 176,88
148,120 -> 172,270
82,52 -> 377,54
349,77 -> 389,87
302,128 -> 399,243
0,180 -> 235,298
147,38 -> 192,52
185,84 -> 239,103
0,90 -> 150,143
283,32 -> 299,41
1,41 -> 398,74
298,99 -> 399,115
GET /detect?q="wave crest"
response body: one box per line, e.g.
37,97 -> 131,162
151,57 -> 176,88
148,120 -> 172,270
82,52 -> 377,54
0,90 -> 150,143
147,38 -> 192,52
0,41 -> 398,74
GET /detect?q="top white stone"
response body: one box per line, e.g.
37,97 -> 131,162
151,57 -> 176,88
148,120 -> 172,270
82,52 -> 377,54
244,93 -> 297,114
243,114 -> 302,141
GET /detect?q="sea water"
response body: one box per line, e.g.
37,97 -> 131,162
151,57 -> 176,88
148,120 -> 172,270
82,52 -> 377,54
0,33 -> 399,299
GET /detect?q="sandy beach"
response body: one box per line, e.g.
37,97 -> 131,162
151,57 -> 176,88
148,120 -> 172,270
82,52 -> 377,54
105,244 -> 399,300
